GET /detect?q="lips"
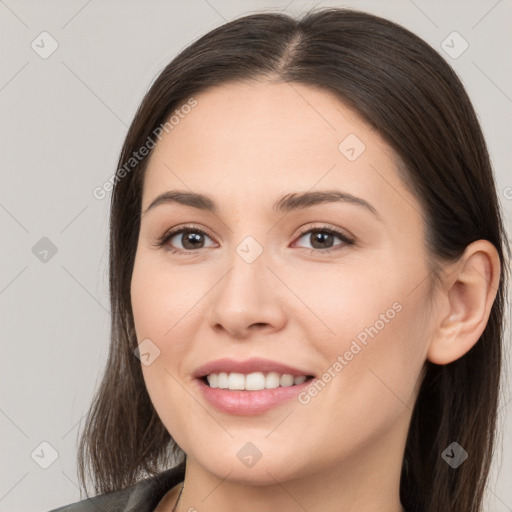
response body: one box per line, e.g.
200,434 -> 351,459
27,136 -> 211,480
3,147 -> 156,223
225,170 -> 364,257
192,357 -> 316,379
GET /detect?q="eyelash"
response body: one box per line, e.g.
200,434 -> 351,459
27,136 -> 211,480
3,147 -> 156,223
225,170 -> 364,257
154,223 -> 355,256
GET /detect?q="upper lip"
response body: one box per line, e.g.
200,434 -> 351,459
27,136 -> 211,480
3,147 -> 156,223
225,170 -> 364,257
192,357 -> 315,379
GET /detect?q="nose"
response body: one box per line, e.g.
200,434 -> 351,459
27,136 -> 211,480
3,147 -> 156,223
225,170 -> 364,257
206,245 -> 287,340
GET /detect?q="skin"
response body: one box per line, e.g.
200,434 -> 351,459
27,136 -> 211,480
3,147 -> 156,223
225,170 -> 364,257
131,81 -> 500,512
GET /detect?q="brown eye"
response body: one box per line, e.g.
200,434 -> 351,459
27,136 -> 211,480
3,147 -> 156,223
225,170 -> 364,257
172,230 -> 208,250
294,226 -> 354,253
156,226 -> 216,253
304,230 -> 336,250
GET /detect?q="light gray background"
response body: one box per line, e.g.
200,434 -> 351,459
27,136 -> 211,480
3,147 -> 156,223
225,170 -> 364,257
1,1 -> 511,511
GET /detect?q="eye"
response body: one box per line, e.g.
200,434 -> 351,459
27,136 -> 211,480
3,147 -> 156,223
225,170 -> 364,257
293,225 -> 354,254
154,223 -> 354,255
155,224 -> 216,254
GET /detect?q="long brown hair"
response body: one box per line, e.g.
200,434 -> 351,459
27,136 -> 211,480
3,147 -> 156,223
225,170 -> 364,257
77,8 -> 510,512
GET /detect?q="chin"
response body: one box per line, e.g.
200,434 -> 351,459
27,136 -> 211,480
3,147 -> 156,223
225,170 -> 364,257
192,449 -> 310,487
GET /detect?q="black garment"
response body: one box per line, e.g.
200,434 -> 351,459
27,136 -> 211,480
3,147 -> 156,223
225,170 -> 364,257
47,462 -> 186,512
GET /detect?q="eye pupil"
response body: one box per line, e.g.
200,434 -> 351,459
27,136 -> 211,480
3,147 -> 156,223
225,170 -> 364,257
310,230 -> 334,249
182,232 -> 204,250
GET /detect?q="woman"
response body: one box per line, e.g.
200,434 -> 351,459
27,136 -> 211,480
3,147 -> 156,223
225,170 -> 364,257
49,7 -> 509,512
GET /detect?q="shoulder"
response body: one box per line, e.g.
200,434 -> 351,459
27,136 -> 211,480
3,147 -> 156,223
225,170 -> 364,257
46,463 -> 186,512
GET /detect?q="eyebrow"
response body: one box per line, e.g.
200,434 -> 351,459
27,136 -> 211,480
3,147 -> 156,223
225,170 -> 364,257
143,189 -> 382,220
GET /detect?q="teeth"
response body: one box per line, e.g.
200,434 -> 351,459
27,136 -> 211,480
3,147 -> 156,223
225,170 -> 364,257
280,374 -> 295,387
266,371 -> 280,389
293,375 -> 307,385
246,372 -> 266,390
205,372 -> 309,391
217,372 -> 228,389
228,372 -> 246,390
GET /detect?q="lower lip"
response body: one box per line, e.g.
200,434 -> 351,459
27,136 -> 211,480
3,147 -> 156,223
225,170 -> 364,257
195,377 -> 314,415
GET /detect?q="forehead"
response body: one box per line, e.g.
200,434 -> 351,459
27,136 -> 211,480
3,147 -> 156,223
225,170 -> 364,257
141,81 -> 416,219
152,80 -> 374,158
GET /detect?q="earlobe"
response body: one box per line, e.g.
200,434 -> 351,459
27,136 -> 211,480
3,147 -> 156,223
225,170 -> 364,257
426,240 -> 501,365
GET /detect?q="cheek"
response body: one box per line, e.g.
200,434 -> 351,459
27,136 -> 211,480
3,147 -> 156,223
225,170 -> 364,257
305,257 -> 430,412
323,284 -> 430,422
130,253 -> 201,340
286,258 -> 403,353
131,254 -> 207,425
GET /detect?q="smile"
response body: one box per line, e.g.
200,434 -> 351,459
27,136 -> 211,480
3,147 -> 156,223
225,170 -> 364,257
205,371 -> 311,391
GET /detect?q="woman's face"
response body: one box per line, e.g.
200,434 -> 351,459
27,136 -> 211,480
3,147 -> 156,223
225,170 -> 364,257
131,81 -> 433,484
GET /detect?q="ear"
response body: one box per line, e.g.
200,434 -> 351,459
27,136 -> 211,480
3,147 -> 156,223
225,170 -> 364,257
427,240 -> 501,365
